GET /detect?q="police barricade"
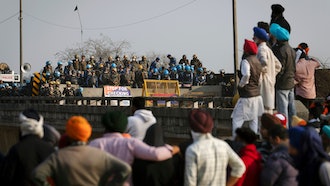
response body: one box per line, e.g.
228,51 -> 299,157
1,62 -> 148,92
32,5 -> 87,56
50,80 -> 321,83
142,79 -> 180,107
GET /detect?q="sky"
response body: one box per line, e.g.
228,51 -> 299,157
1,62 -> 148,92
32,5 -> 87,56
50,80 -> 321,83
1,0 -> 330,77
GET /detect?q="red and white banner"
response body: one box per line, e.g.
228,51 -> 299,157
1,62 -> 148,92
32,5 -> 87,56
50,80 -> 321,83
0,74 -> 20,82
103,86 -> 131,97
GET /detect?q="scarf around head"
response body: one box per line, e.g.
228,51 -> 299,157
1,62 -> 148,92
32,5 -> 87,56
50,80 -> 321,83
19,112 -> 44,138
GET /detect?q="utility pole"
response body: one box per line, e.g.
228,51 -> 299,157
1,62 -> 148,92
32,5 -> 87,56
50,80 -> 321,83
232,0 -> 238,93
19,0 -> 23,84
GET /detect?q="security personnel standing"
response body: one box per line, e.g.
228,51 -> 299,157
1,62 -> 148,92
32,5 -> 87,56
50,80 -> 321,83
109,68 -> 120,86
139,56 -> 149,71
62,81 -> 75,97
52,81 -> 62,103
62,81 -> 75,104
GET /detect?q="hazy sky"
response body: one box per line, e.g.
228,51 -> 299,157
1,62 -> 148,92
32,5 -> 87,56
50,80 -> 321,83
1,0 -> 330,76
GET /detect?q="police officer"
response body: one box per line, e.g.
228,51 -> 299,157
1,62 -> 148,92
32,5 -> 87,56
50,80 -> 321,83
161,69 -> 170,80
40,83 -> 51,96
80,55 -> 87,72
43,61 -> 53,74
149,68 -> 160,80
120,67 -> 134,86
169,66 -> 179,80
133,65 -> 146,88
131,56 -> 139,72
182,65 -> 193,87
109,67 -> 120,86
72,54 -> 80,71
62,81 -> 75,104
55,61 -> 64,75
139,56 -> 149,71
122,55 -> 131,69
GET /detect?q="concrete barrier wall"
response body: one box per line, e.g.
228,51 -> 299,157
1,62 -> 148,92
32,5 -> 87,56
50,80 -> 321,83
0,97 -> 308,154
0,101 -> 233,153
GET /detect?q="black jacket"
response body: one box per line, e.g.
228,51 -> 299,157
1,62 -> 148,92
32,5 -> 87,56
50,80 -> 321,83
132,123 -> 175,186
0,135 -> 55,186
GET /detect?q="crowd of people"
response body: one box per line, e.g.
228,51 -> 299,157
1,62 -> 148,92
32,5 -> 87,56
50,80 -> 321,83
1,3 -> 330,186
40,53 -> 214,89
0,96 -> 330,186
0,53 -> 234,96
231,4 -> 322,135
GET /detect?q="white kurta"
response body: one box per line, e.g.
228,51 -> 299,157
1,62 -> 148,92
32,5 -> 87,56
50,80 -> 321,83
257,42 -> 282,111
231,59 -> 264,137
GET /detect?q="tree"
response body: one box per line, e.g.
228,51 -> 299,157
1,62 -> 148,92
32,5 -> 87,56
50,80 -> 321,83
55,34 -> 131,62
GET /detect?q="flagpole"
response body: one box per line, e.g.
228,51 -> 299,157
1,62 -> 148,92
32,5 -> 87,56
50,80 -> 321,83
19,0 -> 23,84
75,5 -> 83,43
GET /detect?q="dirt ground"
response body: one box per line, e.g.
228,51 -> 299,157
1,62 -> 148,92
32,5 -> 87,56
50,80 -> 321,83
315,69 -> 330,98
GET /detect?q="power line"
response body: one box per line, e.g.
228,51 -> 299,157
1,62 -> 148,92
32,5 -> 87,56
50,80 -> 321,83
23,0 -> 198,31
0,12 -> 19,25
24,12 -> 80,30
87,0 -> 198,30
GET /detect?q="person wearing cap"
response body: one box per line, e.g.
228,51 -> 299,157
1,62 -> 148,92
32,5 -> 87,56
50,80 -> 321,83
258,113 -> 282,164
42,60 -> 53,74
109,67 -> 120,86
54,61 -> 64,75
133,65 -> 147,88
130,56 -> 139,72
253,27 -> 282,114
72,54 -> 80,71
270,23 -> 296,128
139,56 -> 149,71
114,55 -> 124,69
62,81 -> 75,97
234,127 -> 262,186
88,55 -> 96,66
270,4 -> 291,33
122,55 -> 131,68
231,39 -> 264,137
0,109 -> 55,186
274,113 -> 288,128
32,116 -> 131,186
185,109 -> 245,186
289,126 -> 330,186
89,111 -> 178,186
260,124 -> 298,186
79,55 -> 87,72
294,43 -> 321,108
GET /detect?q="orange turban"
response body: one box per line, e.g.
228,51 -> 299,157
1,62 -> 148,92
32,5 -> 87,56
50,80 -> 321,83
66,116 -> 92,142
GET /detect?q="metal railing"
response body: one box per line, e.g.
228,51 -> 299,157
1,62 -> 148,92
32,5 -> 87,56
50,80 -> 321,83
0,96 -> 234,108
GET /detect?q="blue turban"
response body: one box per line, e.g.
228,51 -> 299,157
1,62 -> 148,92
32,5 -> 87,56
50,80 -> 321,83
323,125 -> 330,138
270,23 -> 290,41
253,27 -> 269,41
288,126 -> 306,150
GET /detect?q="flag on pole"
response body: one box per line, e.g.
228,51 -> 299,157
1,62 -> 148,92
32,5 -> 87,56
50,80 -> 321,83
74,6 -> 78,11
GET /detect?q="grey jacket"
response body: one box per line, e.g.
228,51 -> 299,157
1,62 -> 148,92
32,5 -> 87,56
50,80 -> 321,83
32,145 -> 131,186
260,145 -> 298,186
272,41 -> 296,90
